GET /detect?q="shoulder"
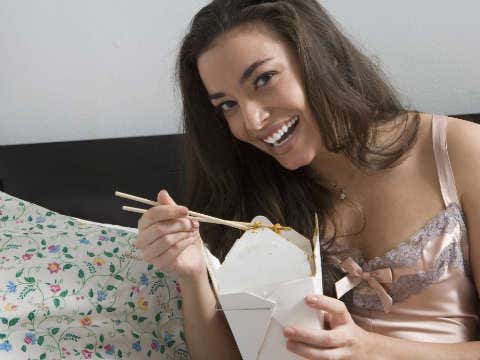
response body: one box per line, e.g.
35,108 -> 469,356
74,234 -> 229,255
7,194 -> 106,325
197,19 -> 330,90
443,115 -> 480,203
444,114 -> 480,291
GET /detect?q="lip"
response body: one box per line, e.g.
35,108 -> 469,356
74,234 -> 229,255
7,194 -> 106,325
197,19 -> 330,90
257,116 -> 298,141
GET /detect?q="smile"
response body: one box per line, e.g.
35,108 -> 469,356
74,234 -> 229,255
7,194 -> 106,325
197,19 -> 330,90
262,116 -> 299,147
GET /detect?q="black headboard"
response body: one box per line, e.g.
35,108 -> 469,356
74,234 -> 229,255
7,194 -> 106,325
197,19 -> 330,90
0,134 -> 184,228
1,113 -> 478,228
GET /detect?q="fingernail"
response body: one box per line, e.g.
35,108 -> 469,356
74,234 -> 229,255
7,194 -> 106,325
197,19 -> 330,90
284,327 -> 295,337
179,206 -> 188,215
192,220 -> 199,229
306,295 -> 318,303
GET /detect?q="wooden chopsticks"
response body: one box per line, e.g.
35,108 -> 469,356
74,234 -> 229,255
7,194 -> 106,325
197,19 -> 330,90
114,190 -> 293,263
114,191 -> 291,233
115,191 -> 253,231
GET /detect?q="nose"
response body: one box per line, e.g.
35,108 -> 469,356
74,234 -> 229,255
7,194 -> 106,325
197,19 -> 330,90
241,100 -> 270,131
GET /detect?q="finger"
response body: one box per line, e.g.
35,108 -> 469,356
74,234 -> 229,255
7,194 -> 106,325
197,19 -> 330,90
150,235 -> 197,271
157,189 -> 176,205
136,218 -> 196,249
286,340 -> 349,360
138,204 -> 188,230
305,295 -> 351,325
283,326 -> 348,348
142,231 -> 195,261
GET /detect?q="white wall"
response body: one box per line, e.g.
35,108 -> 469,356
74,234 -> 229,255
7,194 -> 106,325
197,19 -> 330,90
322,1 -> 480,116
1,1 -> 479,145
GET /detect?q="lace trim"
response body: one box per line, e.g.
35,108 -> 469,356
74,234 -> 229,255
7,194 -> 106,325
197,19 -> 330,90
362,203 -> 466,271
331,203 -> 470,310
353,239 -> 467,310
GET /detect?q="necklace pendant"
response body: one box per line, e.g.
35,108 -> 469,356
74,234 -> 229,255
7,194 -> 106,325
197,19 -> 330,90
339,190 -> 347,200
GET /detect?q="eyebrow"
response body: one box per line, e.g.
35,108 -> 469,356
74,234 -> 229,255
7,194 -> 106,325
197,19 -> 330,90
208,57 -> 273,101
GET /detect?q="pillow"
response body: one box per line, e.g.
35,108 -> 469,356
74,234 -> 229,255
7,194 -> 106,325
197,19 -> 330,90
0,191 -> 190,359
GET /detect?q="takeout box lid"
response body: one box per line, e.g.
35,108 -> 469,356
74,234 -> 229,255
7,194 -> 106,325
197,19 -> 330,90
203,215 -> 322,295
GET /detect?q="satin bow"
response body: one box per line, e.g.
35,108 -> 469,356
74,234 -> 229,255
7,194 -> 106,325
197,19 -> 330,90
335,257 -> 394,313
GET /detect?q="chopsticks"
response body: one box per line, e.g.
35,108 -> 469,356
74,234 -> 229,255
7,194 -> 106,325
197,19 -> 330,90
115,191 -> 253,231
115,190 -> 292,262
115,191 -> 292,233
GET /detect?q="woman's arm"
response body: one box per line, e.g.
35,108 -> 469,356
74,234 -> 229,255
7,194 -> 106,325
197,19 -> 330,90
179,267 -> 242,360
135,190 -> 241,360
447,116 -> 480,297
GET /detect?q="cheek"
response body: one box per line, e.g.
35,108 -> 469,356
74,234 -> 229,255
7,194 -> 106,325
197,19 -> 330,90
273,78 -> 307,110
226,117 -> 248,142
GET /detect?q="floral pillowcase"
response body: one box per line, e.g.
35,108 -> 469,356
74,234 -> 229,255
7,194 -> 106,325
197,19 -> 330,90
0,191 -> 190,359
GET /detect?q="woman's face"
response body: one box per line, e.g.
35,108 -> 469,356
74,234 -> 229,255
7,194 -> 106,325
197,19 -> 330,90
197,23 -> 323,170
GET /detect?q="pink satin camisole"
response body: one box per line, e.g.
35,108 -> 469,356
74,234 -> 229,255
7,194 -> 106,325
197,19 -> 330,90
330,114 -> 479,342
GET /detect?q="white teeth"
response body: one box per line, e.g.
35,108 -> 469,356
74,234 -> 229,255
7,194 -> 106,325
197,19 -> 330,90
263,116 -> 298,144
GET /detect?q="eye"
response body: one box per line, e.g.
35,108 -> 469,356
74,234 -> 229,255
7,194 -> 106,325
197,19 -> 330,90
254,71 -> 277,89
216,100 -> 237,113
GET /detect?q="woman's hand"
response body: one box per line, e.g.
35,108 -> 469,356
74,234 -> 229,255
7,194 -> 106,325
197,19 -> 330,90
283,295 -> 374,360
135,190 -> 206,281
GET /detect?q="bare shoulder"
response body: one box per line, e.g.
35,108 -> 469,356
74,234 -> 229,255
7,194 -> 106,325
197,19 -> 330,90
445,115 -> 480,290
444,115 -> 480,202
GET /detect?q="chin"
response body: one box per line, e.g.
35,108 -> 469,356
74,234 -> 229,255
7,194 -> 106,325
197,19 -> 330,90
277,153 -> 315,171
279,162 -> 301,171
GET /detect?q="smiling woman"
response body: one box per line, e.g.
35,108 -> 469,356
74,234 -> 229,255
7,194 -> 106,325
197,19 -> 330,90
178,0 -> 417,269
131,1 -> 480,359
197,22 -> 320,169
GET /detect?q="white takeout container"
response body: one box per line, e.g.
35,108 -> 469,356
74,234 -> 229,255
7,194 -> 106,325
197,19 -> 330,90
202,216 -> 324,360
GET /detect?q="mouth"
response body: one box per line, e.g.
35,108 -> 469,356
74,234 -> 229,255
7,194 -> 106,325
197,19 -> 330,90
262,115 -> 299,147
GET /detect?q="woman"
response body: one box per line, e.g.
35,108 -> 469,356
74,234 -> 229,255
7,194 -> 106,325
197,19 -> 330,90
135,0 -> 480,358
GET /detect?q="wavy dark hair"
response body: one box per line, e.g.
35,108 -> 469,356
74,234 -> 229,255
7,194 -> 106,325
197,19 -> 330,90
176,0 -> 419,297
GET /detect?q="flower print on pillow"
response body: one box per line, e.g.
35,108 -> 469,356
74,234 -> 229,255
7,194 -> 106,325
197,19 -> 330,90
0,191 -> 190,359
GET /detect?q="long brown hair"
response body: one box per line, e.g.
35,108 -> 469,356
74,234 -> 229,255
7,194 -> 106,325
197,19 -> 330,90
176,0 -> 419,297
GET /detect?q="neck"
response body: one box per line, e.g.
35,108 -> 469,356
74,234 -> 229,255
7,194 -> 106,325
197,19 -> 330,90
309,150 -> 365,188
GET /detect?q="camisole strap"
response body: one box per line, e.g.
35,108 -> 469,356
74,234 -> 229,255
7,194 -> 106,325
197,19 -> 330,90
431,114 -> 461,207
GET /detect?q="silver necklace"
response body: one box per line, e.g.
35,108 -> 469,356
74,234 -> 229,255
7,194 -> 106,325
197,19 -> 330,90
330,182 -> 347,201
